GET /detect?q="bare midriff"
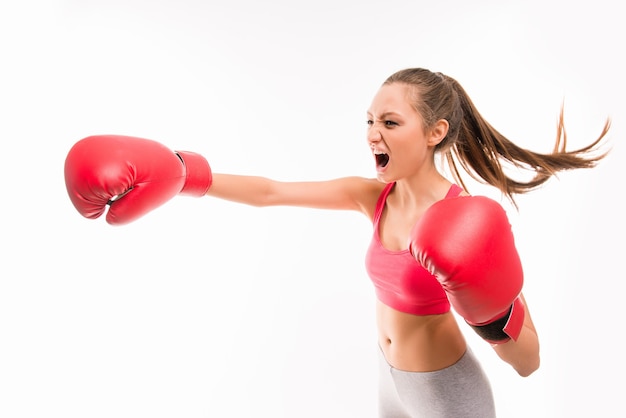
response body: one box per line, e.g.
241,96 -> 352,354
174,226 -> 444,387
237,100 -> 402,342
377,300 -> 467,372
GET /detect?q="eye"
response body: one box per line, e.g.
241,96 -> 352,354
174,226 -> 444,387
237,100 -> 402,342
385,120 -> 398,127
366,120 -> 373,126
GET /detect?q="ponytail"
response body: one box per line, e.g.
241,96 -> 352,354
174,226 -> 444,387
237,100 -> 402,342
384,68 -> 611,207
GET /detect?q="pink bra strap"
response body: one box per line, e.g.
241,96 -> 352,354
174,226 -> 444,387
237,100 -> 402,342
372,182 -> 395,225
445,184 -> 464,198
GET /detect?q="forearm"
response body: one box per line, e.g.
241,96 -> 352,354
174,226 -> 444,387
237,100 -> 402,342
206,173 -> 274,207
491,325 -> 539,376
491,295 -> 540,377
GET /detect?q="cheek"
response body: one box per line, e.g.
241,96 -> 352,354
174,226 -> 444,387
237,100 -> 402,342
398,141 -> 431,167
398,137 -> 426,156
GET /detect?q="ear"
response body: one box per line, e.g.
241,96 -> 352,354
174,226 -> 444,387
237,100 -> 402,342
427,119 -> 449,146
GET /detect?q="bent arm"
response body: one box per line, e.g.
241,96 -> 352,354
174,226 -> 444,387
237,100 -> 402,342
491,293 -> 540,377
206,173 -> 384,214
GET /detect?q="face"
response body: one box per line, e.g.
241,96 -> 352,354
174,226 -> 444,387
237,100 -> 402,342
366,83 -> 442,183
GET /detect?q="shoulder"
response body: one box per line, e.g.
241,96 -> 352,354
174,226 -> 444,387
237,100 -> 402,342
343,177 -> 387,220
297,176 -> 386,215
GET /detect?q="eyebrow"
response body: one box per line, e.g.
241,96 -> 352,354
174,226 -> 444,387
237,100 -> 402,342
366,111 -> 403,119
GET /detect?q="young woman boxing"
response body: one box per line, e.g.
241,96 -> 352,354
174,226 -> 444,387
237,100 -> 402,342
65,68 -> 610,417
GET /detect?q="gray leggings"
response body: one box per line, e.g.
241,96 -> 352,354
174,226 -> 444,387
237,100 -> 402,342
378,347 -> 496,418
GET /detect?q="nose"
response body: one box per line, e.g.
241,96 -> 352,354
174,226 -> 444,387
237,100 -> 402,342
367,126 -> 382,145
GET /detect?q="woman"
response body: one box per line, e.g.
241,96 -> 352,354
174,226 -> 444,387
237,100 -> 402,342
65,68 -> 610,417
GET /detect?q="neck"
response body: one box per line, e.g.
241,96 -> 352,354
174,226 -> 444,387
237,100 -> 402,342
391,172 -> 451,209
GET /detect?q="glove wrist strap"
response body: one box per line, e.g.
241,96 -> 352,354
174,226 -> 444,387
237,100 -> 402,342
176,151 -> 213,196
468,296 -> 525,344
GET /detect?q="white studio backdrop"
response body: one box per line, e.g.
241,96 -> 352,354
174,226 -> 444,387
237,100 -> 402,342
1,1 -> 624,417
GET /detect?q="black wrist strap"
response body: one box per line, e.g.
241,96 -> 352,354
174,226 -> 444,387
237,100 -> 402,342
468,304 -> 513,342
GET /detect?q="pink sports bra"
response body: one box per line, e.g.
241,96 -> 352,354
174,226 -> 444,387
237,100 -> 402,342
365,182 -> 463,315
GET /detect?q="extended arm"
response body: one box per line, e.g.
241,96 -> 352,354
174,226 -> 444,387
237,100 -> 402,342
207,173 -> 380,212
64,135 -> 382,224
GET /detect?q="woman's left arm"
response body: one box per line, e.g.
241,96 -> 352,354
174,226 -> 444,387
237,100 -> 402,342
491,293 -> 540,377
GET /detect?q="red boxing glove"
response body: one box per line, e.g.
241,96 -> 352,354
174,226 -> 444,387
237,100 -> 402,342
64,135 -> 212,225
408,196 -> 525,344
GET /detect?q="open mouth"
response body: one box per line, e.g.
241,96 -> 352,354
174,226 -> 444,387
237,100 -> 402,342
375,153 -> 389,168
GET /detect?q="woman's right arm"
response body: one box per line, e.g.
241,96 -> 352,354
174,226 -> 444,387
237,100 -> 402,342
207,173 -> 384,216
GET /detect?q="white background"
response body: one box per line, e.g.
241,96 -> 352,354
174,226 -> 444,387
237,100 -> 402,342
1,1 -> 624,417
